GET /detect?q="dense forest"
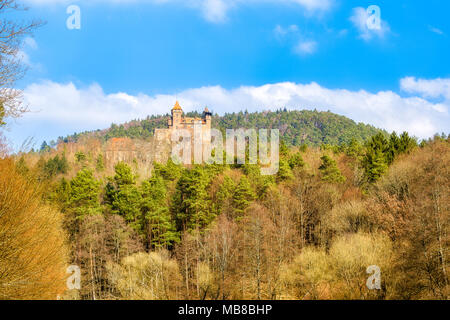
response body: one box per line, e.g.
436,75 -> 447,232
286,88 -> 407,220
0,0 -> 448,301
54,109 -> 384,148
3,124 -> 448,299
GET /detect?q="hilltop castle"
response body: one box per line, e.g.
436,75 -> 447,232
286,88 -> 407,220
155,101 -> 212,143
168,101 -> 212,131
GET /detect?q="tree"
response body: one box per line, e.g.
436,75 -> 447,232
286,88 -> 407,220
75,151 -> 87,163
96,153 -> 105,171
109,162 -> 142,231
43,154 -> 69,178
277,159 -> 293,182
319,155 -> 345,183
363,133 -> 389,183
114,161 -> 135,186
141,175 -> 179,248
213,175 -> 235,216
0,159 -> 68,299
0,0 -> 42,125
69,168 -> 101,218
107,251 -> 182,300
232,176 -> 255,218
288,152 -> 305,169
75,214 -> 142,300
173,166 -> 214,232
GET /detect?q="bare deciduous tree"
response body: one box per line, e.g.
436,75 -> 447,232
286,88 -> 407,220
0,0 -> 43,124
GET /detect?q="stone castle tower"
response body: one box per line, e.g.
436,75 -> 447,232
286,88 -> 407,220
168,101 -> 212,131
155,101 -> 212,145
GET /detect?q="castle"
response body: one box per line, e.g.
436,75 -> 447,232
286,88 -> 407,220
168,101 -> 212,131
155,101 -> 212,143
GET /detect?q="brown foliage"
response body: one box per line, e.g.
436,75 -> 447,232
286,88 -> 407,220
0,158 -> 68,299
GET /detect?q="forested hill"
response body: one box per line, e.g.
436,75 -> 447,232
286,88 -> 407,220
61,109 -> 385,147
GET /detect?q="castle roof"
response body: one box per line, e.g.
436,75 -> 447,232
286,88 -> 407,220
172,101 -> 182,111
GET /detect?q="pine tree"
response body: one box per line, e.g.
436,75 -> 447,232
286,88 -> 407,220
75,151 -> 87,163
113,184 -> 142,231
141,175 -> 179,248
69,168 -> 101,218
277,158 -> 293,181
96,153 -> 105,171
214,175 -> 236,216
288,152 -> 305,169
232,176 -> 256,217
172,167 -> 213,232
114,161 -> 135,186
110,162 -> 142,231
319,155 -> 346,183
363,133 -> 390,183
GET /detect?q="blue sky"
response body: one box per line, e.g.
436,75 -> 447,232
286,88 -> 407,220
4,0 -> 450,148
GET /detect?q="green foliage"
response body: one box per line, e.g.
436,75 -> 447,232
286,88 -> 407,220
242,164 -> 274,197
53,177 -> 71,208
362,133 -> 389,183
153,158 -> 182,181
64,109 -> 384,147
362,132 -> 416,183
43,154 -> 69,178
141,175 -> 179,248
114,161 -> 136,186
96,154 -> 105,171
288,152 -> 305,169
232,176 -> 256,217
104,162 -> 143,231
113,184 -> 142,231
172,166 -> 214,232
345,138 -> 364,158
69,169 -> 101,217
75,151 -> 87,163
277,159 -> 293,182
15,156 -> 29,175
214,175 -> 236,215
319,155 -> 346,183
40,141 -> 51,153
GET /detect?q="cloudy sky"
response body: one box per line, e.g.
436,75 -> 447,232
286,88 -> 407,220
4,0 -> 450,148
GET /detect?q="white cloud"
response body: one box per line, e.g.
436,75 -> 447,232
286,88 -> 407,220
294,40 -> 317,55
428,25 -> 445,35
17,37 -> 43,71
401,77 -> 450,101
201,0 -> 229,22
350,7 -> 390,41
274,24 -> 299,37
6,78 -> 449,147
289,0 -> 333,12
23,0 -> 334,23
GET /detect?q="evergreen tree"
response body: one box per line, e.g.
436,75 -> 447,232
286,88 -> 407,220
69,169 -> 101,218
232,176 -> 256,217
363,133 -> 390,183
40,141 -> 50,153
114,161 -> 135,186
96,153 -> 105,171
319,155 -> 346,183
141,175 -> 179,248
75,151 -> 87,163
172,167 -> 213,232
288,152 -> 305,169
109,162 -> 142,231
15,156 -> 29,176
345,138 -> 363,159
214,175 -> 235,216
277,158 -> 293,181
113,184 -> 142,232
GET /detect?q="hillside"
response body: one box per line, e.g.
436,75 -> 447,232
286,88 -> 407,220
57,109 -> 385,147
